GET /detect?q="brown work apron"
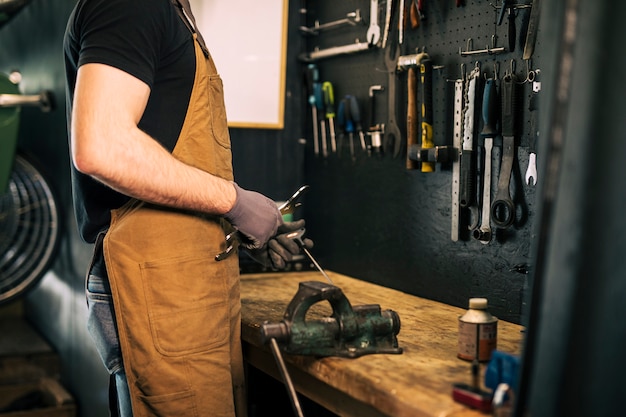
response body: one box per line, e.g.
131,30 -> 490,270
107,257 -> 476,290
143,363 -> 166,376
103,34 -> 245,417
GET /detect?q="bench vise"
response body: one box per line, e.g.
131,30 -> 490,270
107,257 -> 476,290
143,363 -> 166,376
260,281 -> 403,358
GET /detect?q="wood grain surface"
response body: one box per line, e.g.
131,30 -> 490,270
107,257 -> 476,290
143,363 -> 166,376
240,271 -> 524,417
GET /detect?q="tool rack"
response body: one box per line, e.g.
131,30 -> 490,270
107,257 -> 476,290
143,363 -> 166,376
300,0 -> 541,324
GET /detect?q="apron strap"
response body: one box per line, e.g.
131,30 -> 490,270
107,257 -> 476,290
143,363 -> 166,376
171,0 -> 209,57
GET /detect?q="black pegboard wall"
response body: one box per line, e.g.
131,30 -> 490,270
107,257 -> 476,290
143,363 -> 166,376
300,0 -> 542,324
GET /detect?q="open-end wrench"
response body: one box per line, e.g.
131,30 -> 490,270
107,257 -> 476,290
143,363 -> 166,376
491,72 -> 518,229
473,79 -> 499,244
525,86 -> 539,185
384,45 -> 402,158
367,0 -> 381,46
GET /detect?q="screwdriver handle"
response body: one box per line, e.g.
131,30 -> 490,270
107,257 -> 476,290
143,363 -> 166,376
342,96 -> 355,133
322,82 -> 335,118
480,79 -> 499,137
314,83 -> 324,114
306,64 -> 318,105
348,95 -> 363,131
501,73 -> 518,137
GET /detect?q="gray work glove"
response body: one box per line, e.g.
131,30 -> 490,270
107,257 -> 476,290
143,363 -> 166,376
224,183 -> 284,250
246,220 -> 314,269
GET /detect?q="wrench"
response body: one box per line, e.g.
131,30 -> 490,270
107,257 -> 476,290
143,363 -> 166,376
384,45 -> 402,157
525,87 -> 539,185
473,78 -> 498,244
491,72 -> 518,229
367,0 -> 381,46
474,138 -> 493,243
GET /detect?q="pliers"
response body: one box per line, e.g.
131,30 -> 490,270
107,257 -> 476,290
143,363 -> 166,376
215,185 -> 310,261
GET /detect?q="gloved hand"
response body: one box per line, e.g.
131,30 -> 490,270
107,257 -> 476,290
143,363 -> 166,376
246,220 -> 314,269
224,183 -> 284,250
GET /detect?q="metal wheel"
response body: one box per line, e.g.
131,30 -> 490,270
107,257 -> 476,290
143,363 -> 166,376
0,153 -> 61,304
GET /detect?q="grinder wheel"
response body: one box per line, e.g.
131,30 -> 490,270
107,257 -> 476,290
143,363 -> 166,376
0,153 -> 61,304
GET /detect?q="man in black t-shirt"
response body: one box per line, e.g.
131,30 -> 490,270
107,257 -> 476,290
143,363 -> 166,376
64,1 -> 310,416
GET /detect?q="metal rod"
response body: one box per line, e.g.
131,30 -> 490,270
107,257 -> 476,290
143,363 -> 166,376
270,338 -> 305,417
299,9 -> 362,35
0,92 -> 52,112
300,41 -> 372,62
302,247 -> 334,285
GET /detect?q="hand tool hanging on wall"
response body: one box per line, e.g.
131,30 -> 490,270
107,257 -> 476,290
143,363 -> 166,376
382,0 -> 395,48
498,0 -> 517,52
337,96 -> 356,160
525,80 -> 540,186
460,64 -> 481,232
348,95 -> 367,152
473,78 -> 499,244
409,0 -> 420,28
420,58 -> 435,172
451,71 -> 465,242
260,280 -> 403,417
406,66 -> 419,169
314,83 -> 328,157
367,0 -> 381,45
322,82 -> 337,154
368,85 -> 385,156
491,68 -> 519,229
305,64 -> 320,156
398,0 -> 406,44
384,46 -> 403,158
459,64 -> 480,210
523,0 -> 541,60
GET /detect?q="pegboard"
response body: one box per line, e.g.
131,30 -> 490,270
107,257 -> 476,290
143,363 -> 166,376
300,0 -> 542,323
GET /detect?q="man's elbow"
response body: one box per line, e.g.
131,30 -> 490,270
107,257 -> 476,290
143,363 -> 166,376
71,136 -> 102,176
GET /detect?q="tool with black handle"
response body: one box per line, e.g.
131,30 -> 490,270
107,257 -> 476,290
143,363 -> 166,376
460,67 -> 480,209
491,72 -> 518,229
305,65 -> 320,156
420,58 -> 435,172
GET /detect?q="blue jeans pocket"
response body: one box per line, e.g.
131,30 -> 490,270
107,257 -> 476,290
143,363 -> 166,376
86,273 -> 123,375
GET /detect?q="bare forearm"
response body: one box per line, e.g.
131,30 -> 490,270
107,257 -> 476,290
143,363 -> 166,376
75,126 -> 236,214
71,63 -> 236,215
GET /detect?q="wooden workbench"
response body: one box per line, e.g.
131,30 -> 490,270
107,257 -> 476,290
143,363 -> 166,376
240,271 -> 524,417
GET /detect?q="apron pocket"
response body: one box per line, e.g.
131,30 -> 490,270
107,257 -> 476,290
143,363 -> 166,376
140,252 -> 229,356
138,389 -> 197,416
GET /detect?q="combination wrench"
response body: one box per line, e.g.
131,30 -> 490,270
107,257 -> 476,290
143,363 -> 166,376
384,45 -> 402,158
491,72 -> 518,229
366,0 -> 381,46
474,79 -> 499,243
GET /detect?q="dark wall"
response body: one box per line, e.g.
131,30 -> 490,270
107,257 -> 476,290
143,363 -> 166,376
299,0 -> 539,323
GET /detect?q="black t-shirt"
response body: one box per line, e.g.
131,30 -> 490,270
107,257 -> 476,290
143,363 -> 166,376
64,0 -> 196,243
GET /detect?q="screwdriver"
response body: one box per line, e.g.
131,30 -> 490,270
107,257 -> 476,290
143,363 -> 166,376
337,97 -> 356,160
347,95 -> 367,152
306,64 -> 320,156
322,81 -> 337,153
314,83 -> 328,157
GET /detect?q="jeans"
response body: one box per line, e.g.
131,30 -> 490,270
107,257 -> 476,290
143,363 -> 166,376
86,271 -> 133,417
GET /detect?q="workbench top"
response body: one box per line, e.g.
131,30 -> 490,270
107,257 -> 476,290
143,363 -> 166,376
240,271 -> 524,417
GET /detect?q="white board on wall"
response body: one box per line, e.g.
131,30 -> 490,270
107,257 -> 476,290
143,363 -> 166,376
193,0 -> 288,129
